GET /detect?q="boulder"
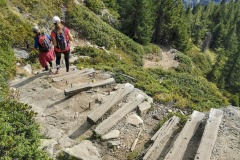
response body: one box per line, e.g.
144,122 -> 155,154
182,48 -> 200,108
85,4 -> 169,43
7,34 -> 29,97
14,48 -> 29,59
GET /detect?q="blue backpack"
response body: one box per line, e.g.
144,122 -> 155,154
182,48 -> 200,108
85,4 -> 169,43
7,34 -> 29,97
55,27 -> 68,51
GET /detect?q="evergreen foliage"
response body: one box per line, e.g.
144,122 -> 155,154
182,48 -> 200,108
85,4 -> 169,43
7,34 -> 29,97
152,0 -> 190,51
0,100 -> 51,159
187,0 -> 240,99
117,0 -> 155,45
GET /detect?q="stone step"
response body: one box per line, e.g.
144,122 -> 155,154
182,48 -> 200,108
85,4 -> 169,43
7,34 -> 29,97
194,108 -> 223,160
164,110 -> 205,160
143,116 -> 180,160
87,83 -> 134,124
64,78 -> 115,96
95,93 -> 145,135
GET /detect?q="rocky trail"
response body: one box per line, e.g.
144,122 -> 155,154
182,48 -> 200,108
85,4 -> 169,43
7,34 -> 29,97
9,61 -> 240,160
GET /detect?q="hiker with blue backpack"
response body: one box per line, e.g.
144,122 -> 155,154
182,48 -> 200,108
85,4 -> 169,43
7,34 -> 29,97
32,25 -> 55,72
51,16 -> 73,74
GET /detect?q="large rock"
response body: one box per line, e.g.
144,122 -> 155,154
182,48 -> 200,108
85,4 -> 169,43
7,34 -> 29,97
14,48 -> 29,59
126,114 -> 143,126
102,130 -> 120,140
65,140 -> 102,160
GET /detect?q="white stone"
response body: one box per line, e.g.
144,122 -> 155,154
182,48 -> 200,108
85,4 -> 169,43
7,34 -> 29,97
107,141 -> 121,147
102,130 -> 120,140
147,97 -> 153,104
113,86 -> 118,90
23,64 -> 32,74
138,101 -> 151,115
65,140 -> 102,160
126,114 -> 143,126
168,109 -> 173,113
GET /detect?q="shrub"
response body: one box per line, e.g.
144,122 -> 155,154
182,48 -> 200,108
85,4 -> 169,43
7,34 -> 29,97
0,100 -> 50,159
85,0 -> 105,14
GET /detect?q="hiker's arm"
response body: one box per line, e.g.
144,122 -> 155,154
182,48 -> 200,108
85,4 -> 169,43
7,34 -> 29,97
68,31 -> 73,41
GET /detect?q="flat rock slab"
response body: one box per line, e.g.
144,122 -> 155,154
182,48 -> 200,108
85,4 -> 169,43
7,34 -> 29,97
95,93 -> 145,135
194,108 -> 223,160
164,110 -> 205,160
143,116 -> 180,160
102,130 -> 120,140
126,114 -> 143,126
65,140 -> 102,160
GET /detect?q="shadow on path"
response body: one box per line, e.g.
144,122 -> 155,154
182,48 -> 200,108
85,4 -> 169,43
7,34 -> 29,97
69,121 -> 92,139
11,72 -> 47,88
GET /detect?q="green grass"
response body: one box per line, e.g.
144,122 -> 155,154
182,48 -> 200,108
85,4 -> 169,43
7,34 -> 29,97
75,46 -> 228,111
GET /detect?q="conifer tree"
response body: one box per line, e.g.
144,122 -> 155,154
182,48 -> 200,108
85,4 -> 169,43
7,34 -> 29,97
117,0 -> 155,45
152,0 -> 190,51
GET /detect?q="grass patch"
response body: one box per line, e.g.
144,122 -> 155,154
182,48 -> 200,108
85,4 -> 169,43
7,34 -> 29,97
75,46 -> 228,111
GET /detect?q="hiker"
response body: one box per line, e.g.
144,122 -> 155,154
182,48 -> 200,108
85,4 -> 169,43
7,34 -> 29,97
51,16 -> 73,74
32,25 -> 55,72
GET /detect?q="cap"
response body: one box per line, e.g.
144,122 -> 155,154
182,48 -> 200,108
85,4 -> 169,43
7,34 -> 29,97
32,25 -> 40,33
52,16 -> 61,24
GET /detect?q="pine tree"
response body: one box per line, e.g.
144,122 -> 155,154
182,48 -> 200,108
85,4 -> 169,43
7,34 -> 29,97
152,0 -> 190,51
117,0 -> 155,45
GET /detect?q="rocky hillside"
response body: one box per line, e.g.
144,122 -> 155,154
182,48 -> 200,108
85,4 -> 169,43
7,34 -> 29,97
1,0 -> 239,159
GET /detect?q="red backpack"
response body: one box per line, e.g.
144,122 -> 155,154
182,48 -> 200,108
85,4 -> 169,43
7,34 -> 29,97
38,34 -> 52,52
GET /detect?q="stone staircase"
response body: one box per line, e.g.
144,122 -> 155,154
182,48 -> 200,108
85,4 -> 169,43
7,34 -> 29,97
11,67 -> 228,160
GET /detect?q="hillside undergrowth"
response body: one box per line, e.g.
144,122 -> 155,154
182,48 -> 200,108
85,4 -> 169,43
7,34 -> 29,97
75,46 -> 228,111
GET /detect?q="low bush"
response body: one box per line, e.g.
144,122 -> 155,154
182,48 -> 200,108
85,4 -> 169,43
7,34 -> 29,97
76,46 -> 228,110
0,100 -> 51,159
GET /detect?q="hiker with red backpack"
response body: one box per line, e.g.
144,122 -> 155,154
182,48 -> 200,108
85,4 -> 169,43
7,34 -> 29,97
32,25 -> 55,72
51,16 -> 73,74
